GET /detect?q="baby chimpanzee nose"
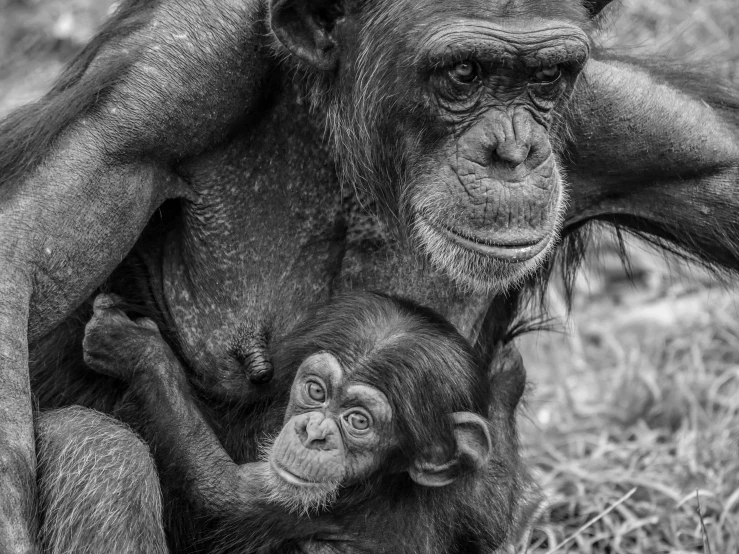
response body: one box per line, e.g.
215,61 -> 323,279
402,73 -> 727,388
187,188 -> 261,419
298,413 -> 339,452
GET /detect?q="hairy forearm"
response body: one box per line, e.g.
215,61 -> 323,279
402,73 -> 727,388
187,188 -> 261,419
562,56 -> 739,271
123,349 -> 343,541
0,120 -> 187,554
127,349 -> 270,514
0,270 -> 36,554
0,0 -> 273,338
568,57 -> 739,185
2,143 -> 188,343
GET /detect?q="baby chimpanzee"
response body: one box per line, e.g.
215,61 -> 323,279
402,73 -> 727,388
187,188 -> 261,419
83,292 -> 534,553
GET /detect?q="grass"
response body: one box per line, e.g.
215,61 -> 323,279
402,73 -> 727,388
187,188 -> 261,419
2,1 -> 738,552
519,280 -> 739,552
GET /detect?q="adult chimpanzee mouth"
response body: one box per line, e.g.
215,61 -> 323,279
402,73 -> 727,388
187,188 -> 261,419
429,220 -> 554,263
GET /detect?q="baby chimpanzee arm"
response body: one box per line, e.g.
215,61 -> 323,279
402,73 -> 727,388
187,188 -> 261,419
83,296 -> 266,513
127,349 -> 265,514
83,296 -> 340,544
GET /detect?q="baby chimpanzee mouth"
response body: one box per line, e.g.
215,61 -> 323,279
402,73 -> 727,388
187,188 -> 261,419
271,460 -> 325,488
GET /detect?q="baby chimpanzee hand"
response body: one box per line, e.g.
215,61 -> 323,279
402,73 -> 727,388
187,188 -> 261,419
83,294 -> 172,381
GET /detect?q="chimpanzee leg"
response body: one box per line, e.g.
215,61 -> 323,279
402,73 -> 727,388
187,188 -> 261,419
36,407 -> 167,554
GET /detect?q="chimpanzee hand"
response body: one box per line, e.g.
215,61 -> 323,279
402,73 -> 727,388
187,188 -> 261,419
83,294 -> 172,382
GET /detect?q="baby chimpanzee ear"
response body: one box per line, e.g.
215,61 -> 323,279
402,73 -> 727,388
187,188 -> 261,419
408,412 -> 492,488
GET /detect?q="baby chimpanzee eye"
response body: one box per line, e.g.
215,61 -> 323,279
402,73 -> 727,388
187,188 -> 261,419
306,381 -> 325,402
450,60 -> 478,84
345,410 -> 371,431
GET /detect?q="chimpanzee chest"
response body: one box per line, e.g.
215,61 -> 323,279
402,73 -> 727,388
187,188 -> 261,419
337,196 -> 494,339
141,79 -> 494,385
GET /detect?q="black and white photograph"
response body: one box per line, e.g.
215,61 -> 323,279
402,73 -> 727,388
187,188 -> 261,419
0,0 -> 737,552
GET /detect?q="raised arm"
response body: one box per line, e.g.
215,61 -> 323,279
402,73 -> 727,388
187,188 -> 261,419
0,1 -> 272,549
81,296 -> 347,549
563,55 -> 739,270
82,295 -> 273,514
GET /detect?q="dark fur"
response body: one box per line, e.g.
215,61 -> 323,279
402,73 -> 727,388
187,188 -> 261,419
102,293 -> 532,554
271,294 -> 489,459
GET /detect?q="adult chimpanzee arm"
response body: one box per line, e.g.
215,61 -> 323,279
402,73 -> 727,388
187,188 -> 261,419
564,57 -> 739,271
0,1 -> 272,549
0,160 -> 184,553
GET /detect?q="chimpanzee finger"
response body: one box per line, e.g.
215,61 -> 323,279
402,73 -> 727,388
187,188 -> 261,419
82,335 -> 128,379
135,317 -> 161,332
92,293 -> 124,312
89,295 -> 134,331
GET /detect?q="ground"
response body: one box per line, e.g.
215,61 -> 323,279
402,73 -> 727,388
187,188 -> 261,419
1,1 -> 737,552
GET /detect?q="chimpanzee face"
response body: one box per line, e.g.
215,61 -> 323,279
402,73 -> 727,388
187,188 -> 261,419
266,352 -> 395,514
270,0 -> 594,293
264,350 -> 492,515
272,353 -> 395,484
407,16 -> 590,292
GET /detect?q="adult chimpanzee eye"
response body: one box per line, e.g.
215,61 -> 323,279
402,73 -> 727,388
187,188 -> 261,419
306,381 -> 326,403
345,410 -> 371,432
533,65 -> 561,83
449,60 -> 478,84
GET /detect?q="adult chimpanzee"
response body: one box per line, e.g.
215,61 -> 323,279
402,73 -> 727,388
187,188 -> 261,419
67,292 -> 531,553
1,0 -> 738,551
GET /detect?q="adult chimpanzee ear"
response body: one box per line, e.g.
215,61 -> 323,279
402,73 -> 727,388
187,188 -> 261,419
409,412 -> 492,488
270,0 -> 344,71
583,0 -> 616,17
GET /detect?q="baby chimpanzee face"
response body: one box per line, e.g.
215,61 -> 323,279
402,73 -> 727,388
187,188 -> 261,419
262,292 -> 493,515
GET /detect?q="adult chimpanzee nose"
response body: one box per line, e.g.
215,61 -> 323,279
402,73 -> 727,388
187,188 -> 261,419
299,413 -> 334,451
491,107 -> 533,168
495,140 -> 530,167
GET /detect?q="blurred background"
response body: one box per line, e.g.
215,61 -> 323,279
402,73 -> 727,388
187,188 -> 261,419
1,0 -> 738,552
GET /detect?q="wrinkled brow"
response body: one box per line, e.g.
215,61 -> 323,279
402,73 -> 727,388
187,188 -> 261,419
416,19 -> 590,69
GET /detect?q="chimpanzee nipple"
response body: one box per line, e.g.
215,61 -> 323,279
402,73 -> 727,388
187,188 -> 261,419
230,324 -> 274,384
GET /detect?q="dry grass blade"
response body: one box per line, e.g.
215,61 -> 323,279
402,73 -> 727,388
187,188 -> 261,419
542,488 -> 637,554
696,492 -> 713,554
